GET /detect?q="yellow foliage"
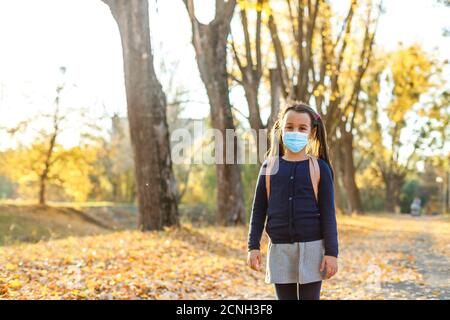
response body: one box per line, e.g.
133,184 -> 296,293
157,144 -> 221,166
386,44 -> 434,122
1,144 -> 102,202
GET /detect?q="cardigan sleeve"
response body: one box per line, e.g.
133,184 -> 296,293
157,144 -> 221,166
318,159 -> 339,257
247,160 -> 269,251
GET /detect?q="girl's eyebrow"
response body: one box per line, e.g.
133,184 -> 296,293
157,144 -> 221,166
285,122 -> 309,127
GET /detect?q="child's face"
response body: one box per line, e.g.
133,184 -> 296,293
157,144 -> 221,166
282,110 -> 313,139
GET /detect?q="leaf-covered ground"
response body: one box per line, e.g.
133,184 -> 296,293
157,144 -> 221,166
0,213 -> 449,299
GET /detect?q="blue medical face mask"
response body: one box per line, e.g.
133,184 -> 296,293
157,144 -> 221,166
282,131 -> 309,153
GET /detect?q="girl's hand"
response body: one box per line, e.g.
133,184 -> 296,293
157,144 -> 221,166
247,249 -> 262,271
320,255 -> 338,279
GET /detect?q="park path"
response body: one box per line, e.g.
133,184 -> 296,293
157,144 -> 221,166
386,215 -> 450,299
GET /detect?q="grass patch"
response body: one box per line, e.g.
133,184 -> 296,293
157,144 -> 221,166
0,204 -> 110,246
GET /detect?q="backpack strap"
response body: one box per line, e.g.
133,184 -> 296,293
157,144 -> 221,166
308,154 -> 320,204
265,157 -> 276,200
265,155 -> 320,204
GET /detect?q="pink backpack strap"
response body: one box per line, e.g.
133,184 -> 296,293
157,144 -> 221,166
265,157 -> 276,200
308,154 -> 320,204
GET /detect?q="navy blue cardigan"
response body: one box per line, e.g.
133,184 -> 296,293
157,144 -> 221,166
247,156 -> 339,257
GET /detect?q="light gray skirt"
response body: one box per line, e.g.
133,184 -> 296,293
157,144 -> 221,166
265,238 -> 325,284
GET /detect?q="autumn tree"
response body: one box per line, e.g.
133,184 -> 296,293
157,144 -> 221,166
182,0 -> 246,226
102,0 -> 179,230
361,44 -> 442,212
0,143 -> 97,203
228,0 -> 382,214
228,0 -> 268,158
0,66 -> 94,205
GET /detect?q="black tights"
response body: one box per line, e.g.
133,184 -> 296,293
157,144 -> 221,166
273,281 -> 322,300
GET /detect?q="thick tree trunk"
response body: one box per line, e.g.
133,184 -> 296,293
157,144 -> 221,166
183,0 -> 245,225
103,0 -> 179,230
330,137 -> 347,214
340,127 -> 363,214
207,64 -> 246,225
206,46 -> 246,226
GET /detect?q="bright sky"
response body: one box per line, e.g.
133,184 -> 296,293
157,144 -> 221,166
0,0 -> 449,162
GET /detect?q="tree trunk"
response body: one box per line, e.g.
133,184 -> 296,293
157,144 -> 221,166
384,174 -> 403,213
242,82 -> 264,160
39,175 -> 46,205
330,137 -> 347,214
267,68 -> 281,133
340,126 -> 363,214
232,1 -> 265,161
183,0 -> 246,225
102,0 -> 179,230
207,45 -> 246,226
384,176 -> 396,213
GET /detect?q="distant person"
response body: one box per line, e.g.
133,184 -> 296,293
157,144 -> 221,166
410,197 -> 421,216
246,102 -> 339,300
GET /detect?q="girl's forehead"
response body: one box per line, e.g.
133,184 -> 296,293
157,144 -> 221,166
282,111 -> 311,126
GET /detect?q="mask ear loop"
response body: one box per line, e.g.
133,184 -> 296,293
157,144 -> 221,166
305,128 -> 313,158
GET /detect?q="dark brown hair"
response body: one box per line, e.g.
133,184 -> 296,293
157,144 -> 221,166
266,100 -> 334,180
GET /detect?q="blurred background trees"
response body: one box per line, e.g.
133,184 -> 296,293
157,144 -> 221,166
0,0 -> 448,230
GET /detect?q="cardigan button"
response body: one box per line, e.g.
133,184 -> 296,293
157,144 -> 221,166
290,176 -> 294,179
289,197 -> 292,200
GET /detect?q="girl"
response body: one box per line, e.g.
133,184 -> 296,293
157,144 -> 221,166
246,101 -> 339,300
